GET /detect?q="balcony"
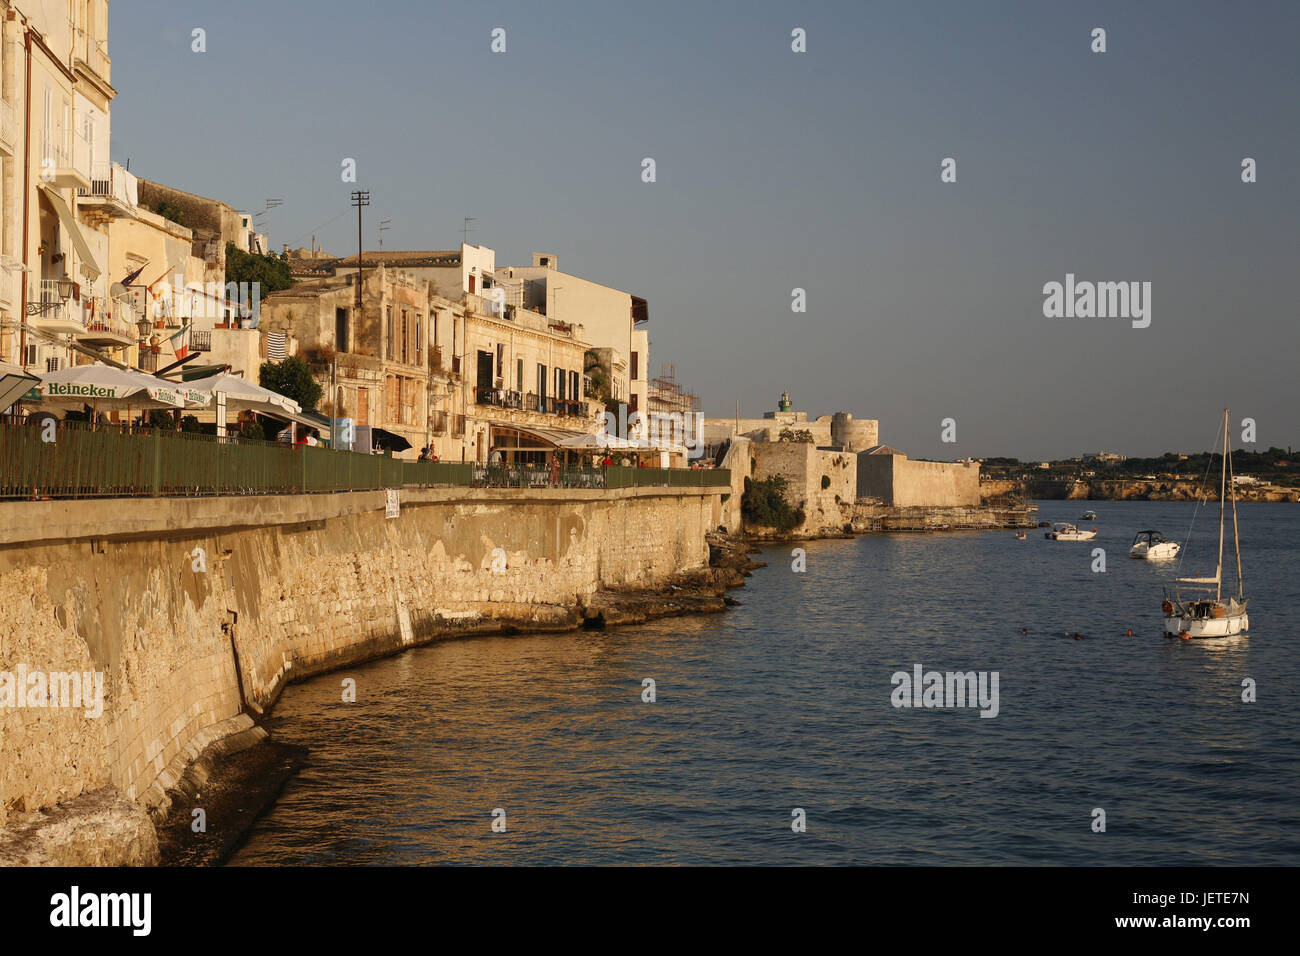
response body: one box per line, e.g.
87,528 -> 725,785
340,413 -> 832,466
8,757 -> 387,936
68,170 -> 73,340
27,279 -> 85,335
42,132 -> 91,190
77,163 -> 138,219
190,330 -> 212,352
75,40 -> 111,87
464,294 -> 582,340
0,98 -> 15,153
475,386 -> 524,410
78,295 -> 138,348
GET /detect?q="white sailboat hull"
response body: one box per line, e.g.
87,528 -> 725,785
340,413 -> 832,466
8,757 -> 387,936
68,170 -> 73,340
1164,611 -> 1249,638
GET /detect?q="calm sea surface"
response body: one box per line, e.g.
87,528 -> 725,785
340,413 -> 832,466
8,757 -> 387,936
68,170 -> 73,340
230,501 -> 1300,865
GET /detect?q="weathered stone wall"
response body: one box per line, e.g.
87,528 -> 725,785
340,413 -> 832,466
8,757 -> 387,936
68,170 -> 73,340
857,453 -> 979,507
0,486 -> 717,833
751,442 -> 856,535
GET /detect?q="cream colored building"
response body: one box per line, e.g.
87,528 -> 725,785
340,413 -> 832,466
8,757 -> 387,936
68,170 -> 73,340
495,253 -> 649,417
0,1 -> 136,374
450,289 -> 601,464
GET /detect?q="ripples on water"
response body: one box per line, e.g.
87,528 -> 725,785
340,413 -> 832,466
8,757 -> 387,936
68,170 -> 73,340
230,502 -> 1300,865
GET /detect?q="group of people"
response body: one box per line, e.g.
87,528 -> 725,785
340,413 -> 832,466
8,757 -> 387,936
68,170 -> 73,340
417,446 -> 440,462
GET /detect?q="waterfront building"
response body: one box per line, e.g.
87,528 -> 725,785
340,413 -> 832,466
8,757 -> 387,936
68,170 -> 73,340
494,252 -> 649,425
0,1 -> 127,375
260,263 -> 443,458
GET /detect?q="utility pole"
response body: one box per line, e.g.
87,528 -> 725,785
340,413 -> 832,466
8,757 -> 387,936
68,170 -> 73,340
351,190 -> 370,318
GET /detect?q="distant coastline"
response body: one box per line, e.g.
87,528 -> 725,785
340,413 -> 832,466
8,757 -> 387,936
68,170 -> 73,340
980,477 -> 1300,503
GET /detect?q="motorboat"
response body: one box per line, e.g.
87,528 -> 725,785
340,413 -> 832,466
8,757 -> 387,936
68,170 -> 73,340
1130,530 -> 1180,561
1080,510 -> 1097,521
1163,409 -> 1249,639
1045,522 -> 1097,541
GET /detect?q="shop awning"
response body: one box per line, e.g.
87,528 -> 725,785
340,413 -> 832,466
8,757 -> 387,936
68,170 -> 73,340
490,424 -> 592,450
40,185 -> 102,280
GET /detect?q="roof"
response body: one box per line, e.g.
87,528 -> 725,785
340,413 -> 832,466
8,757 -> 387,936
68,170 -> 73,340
332,250 -> 461,268
863,444 -> 905,456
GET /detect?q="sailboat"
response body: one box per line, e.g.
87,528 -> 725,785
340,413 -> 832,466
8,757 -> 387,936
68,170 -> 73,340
1162,409 -> 1248,639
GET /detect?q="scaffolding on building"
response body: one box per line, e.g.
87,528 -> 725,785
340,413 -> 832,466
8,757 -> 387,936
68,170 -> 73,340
646,363 -> 700,416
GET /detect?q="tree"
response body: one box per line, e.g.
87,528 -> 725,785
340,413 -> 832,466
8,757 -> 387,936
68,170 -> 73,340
260,355 -> 322,411
741,475 -> 804,532
225,242 -> 294,295
155,200 -> 187,227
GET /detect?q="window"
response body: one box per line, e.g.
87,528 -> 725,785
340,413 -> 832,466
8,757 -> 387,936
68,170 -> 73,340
46,356 -> 60,372
415,315 -> 422,360
570,370 -> 579,401
496,343 -> 504,381
385,306 -> 395,360
555,367 -> 565,402
335,308 -> 348,352
400,310 -> 409,364
516,358 -> 523,391
537,363 -> 547,407
631,351 -> 638,381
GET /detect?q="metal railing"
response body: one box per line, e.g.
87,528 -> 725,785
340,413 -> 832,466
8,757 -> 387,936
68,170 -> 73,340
190,329 -> 212,352
0,418 -> 473,499
1,418 -> 729,499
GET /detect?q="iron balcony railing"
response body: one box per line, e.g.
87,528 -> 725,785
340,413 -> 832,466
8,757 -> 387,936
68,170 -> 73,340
0,418 -> 728,499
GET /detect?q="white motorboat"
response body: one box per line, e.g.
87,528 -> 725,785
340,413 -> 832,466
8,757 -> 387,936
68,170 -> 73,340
1163,409 -> 1249,639
1129,530 -> 1180,561
1080,509 -> 1097,521
1045,522 -> 1097,541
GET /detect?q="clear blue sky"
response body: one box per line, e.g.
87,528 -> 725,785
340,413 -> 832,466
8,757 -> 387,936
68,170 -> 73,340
108,0 -> 1299,460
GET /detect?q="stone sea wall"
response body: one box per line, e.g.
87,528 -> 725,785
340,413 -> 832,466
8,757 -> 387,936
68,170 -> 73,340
0,485 -> 721,857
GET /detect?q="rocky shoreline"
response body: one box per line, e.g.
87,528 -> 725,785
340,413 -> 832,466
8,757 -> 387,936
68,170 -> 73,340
146,530 -> 762,867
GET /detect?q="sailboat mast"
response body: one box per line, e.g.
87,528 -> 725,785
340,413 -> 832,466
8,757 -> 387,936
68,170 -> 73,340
1228,412 -> 1244,599
1216,408 -> 1227,603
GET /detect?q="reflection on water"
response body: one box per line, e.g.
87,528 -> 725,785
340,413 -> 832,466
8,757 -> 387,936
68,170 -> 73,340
230,502 -> 1300,865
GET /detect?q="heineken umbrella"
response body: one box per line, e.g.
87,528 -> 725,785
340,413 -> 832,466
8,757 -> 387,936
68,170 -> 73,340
180,372 -> 300,435
181,372 -> 301,416
32,363 -> 191,410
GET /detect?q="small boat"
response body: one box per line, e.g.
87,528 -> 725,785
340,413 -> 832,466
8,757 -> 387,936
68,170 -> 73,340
1130,530 -> 1180,561
1163,409 -> 1249,639
1015,531 -> 1027,540
1080,510 -> 1097,521
1037,520 -> 1051,528
1045,522 -> 1097,541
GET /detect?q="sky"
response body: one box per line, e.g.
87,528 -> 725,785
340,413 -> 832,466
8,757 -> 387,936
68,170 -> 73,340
106,0 -> 1299,460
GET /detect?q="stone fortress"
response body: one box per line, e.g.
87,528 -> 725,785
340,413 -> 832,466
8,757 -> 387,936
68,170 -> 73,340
706,392 -> 985,536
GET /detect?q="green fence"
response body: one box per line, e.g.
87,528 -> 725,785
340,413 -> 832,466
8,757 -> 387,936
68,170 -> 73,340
0,419 -> 725,499
0,419 -> 473,499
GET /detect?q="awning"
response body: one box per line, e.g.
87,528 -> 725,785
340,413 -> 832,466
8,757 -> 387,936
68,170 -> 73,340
490,424 -> 591,449
0,361 -> 40,413
39,185 -> 102,280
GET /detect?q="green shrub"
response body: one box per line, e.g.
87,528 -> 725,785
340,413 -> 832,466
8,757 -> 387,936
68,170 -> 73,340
742,475 -> 804,531
821,474 -> 831,489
